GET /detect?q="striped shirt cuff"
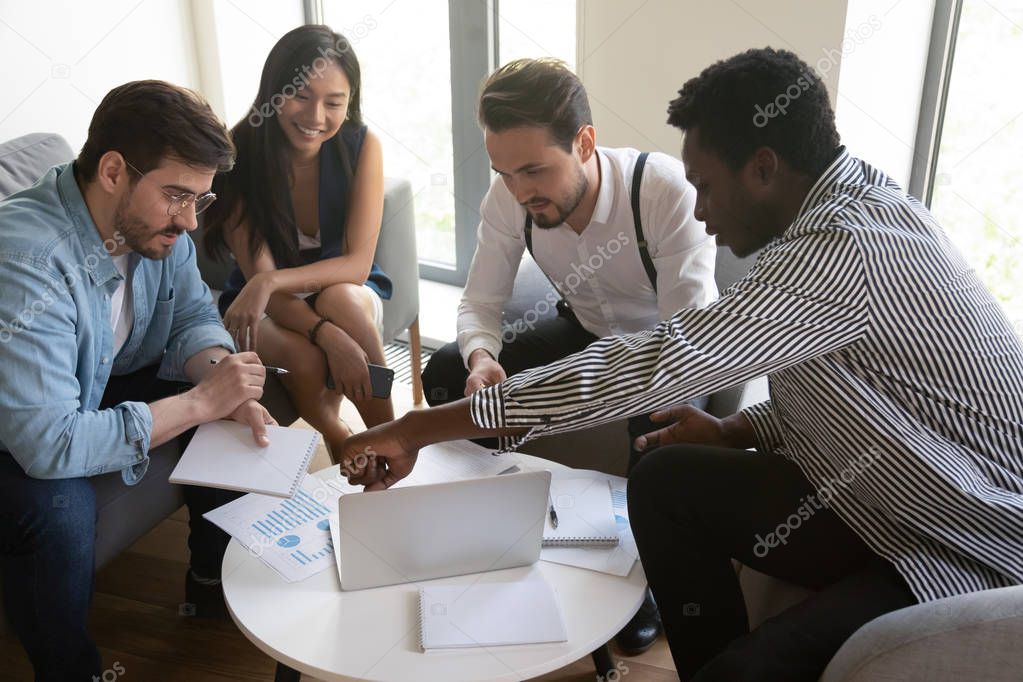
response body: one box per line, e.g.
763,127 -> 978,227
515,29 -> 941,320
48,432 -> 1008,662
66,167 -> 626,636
468,382 -> 552,452
469,383 -> 507,430
741,400 -> 785,453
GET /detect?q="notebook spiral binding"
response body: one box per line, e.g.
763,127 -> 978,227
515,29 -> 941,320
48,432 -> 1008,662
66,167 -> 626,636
417,588 -> 428,651
290,438 -> 319,496
541,536 -> 619,548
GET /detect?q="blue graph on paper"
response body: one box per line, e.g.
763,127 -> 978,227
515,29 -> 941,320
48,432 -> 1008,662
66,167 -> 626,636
240,486 -> 335,570
204,476 -> 341,583
247,489 -> 331,541
289,538 -> 334,566
612,488 -> 629,528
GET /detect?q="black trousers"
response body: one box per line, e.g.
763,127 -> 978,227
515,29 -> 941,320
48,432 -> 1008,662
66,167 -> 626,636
421,310 -> 702,462
628,445 -> 917,681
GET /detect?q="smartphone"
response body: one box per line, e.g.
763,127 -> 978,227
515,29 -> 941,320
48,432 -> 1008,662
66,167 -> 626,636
326,363 -> 394,399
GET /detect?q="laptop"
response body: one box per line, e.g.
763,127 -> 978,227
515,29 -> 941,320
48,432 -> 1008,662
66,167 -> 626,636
335,470 -> 551,590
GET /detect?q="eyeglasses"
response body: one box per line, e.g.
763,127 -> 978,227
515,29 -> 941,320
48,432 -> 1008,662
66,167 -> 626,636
123,159 -> 217,216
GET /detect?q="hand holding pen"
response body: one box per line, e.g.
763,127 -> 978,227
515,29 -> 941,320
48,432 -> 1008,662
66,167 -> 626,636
210,358 -> 289,375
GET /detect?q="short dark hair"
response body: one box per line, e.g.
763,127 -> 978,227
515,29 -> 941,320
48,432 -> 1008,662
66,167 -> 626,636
478,58 -> 592,152
77,80 -> 234,182
667,48 -> 840,177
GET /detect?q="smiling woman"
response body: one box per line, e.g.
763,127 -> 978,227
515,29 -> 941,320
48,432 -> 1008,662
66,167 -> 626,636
202,24 -> 395,463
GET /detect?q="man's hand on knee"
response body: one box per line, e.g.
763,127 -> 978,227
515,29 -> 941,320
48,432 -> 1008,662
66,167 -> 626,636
634,405 -> 753,452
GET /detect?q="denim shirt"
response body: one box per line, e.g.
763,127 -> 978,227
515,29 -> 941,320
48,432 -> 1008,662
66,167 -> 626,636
0,163 -> 234,483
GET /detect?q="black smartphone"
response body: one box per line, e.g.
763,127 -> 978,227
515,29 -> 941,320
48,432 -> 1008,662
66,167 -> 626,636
368,363 -> 394,399
326,363 -> 394,399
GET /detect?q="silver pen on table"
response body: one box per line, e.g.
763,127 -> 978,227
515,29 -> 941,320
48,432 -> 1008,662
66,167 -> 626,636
209,358 -> 290,375
548,493 -> 559,529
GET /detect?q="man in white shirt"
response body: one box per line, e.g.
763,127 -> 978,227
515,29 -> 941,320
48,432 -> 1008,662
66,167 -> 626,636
420,58 -> 718,654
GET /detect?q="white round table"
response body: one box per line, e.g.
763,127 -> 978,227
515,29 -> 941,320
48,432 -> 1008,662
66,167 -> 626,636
221,454 -> 647,682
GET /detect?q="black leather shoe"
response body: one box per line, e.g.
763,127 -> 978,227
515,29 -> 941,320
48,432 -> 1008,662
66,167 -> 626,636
182,569 -> 229,619
615,589 -> 662,655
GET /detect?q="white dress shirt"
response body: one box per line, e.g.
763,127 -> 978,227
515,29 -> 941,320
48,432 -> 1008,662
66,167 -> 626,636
457,146 -> 718,366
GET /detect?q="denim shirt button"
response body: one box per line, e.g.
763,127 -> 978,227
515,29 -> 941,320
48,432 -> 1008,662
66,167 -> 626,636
101,357 -> 108,364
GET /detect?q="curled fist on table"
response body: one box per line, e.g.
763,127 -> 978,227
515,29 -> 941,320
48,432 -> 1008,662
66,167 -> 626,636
339,419 -> 420,490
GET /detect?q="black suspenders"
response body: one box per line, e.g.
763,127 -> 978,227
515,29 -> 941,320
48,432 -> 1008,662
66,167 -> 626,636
523,152 -> 657,307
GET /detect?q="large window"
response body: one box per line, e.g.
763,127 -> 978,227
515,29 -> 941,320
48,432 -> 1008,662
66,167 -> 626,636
321,0 -> 576,285
321,0 -> 457,271
927,0 -> 1023,332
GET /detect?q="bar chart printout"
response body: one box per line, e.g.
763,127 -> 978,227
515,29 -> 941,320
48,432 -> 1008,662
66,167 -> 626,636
205,476 -> 340,582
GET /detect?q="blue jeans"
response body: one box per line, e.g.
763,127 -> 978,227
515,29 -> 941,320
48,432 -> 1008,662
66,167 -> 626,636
0,365 -> 240,681
0,455 -> 102,681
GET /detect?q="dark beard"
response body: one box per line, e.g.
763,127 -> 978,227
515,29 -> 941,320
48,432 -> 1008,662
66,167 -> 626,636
113,192 -> 180,260
530,166 -> 589,229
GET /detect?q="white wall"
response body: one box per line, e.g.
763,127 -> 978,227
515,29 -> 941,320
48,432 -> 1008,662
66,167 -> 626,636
0,0 -> 202,154
203,0 -> 305,128
577,0 -> 851,155
0,0 -> 306,152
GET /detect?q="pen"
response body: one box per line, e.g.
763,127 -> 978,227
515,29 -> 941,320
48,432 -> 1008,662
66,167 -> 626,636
209,358 -> 290,375
548,493 -> 559,529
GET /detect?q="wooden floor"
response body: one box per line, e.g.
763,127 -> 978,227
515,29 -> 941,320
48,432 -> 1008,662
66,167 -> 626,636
0,383 -> 680,681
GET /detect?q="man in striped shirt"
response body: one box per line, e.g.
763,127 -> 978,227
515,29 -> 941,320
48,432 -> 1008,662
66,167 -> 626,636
341,48 -> 1023,681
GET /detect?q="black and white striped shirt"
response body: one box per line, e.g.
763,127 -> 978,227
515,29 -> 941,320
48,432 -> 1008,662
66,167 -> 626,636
469,148 -> 1023,602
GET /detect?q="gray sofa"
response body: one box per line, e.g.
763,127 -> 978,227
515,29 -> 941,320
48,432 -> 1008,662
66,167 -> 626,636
0,132 -> 420,632
509,235 -> 1023,679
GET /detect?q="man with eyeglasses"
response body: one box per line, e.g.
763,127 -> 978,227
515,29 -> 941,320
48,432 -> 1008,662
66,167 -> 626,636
0,80 -> 273,681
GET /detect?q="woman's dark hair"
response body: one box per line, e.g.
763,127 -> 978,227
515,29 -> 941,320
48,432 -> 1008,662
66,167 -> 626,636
77,80 -> 234,181
478,58 -> 591,153
203,24 -> 363,267
667,48 -> 840,177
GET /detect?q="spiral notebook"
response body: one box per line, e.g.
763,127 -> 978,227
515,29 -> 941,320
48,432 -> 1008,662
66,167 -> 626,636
169,420 -> 319,498
543,477 -> 619,548
417,569 -> 567,651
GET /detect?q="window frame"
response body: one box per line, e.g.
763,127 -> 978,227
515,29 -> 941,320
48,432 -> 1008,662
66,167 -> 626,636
908,0 -> 964,205
308,0 -> 498,286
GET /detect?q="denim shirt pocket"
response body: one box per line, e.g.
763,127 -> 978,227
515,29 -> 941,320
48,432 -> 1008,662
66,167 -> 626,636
146,286 -> 175,344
